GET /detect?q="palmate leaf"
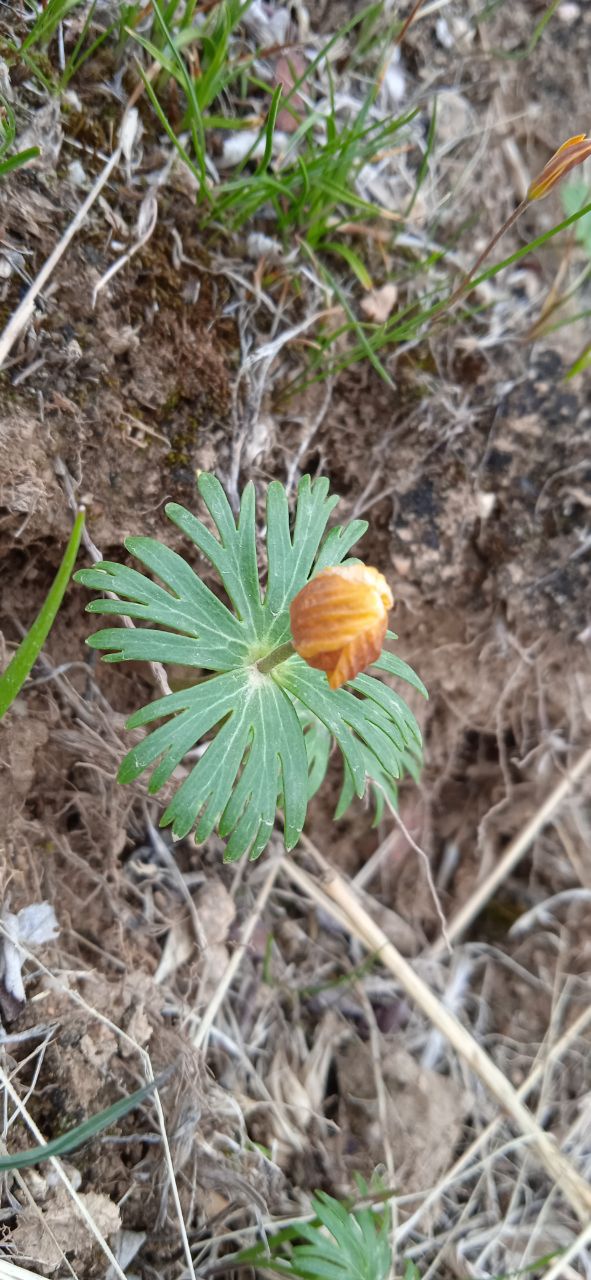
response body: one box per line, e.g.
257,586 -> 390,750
75,473 -> 426,861
233,1187 -> 392,1280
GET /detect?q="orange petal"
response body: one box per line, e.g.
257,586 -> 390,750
290,563 -> 393,687
327,616 -> 388,689
528,135 -> 591,201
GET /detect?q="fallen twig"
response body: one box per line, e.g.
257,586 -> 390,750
283,849 -> 591,1223
431,746 -> 591,954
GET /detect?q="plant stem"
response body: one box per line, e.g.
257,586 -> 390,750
444,198 -> 528,312
257,641 -> 296,674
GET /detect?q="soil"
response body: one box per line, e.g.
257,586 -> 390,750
1,3 -> 591,1278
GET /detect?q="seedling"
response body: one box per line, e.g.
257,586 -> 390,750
76,474 -> 426,862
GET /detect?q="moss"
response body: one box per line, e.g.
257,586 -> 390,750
164,417 -> 201,468
160,389 -> 182,416
60,106 -> 109,152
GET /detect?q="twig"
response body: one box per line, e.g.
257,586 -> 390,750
395,0 -> 427,47
394,1001 -> 591,1243
0,925 -> 195,1280
0,111 -> 138,371
544,1216 -> 591,1280
444,199 -> 528,312
191,857 -> 282,1050
0,1064 -> 128,1280
0,1261 -> 63,1280
282,856 -> 591,1223
431,746 -> 591,954
385,801 -> 450,950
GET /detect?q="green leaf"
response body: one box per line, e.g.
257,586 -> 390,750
0,510 -> 85,719
76,475 -> 425,861
0,1077 -> 161,1171
320,240 -> 374,289
231,1181 -> 392,1280
290,1190 -> 392,1280
561,178 -> 591,257
299,709 -> 332,800
0,146 -> 40,177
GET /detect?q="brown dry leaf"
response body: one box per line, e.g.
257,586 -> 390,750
16,101 -> 63,170
1,718 -> 49,800
155,917 -> 193,984
336,1041 -> 471,1192
268,1048 -> 310,1151
198,942 -> 232,1003
121,1002 -> 153,1053
355,888 -> 418,956
12,1187 -> 121,1272
273,53 -> 308,133
195,878 -> 236,1001
268,1013 -> 347,1158
195,877 -> 236,946
155,878 -> 236,985
360,283 -> 398,324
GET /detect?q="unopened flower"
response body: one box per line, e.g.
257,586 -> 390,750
528,134 -> 591,202
290,564 -> 393,690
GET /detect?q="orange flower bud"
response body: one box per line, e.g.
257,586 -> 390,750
290,564 -> 393,690
528,134 -> 591,202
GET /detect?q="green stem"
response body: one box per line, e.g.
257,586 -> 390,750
258,641 -> 296,674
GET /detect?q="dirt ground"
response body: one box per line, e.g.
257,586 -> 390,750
1,2 -> 591,1278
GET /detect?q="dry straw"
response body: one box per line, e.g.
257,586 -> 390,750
283,841 -> 591,1224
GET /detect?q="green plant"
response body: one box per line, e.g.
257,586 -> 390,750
0,97 -> 39,178
291,191 -> 591,392
0,510 -> 85,719
130,0 -> 416,244
75,474 -> 425,862
0,1076 -> 161,1172
232,1187 -> 394,1280
562,177 -> 591,256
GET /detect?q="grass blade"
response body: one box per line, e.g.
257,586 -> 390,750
0,509 -> 85,719
0,1077 -> 162,1171
0,147 -> 40,177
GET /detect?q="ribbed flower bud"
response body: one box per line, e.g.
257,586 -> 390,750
528,134 -> 591,202
290,564 -> 393,689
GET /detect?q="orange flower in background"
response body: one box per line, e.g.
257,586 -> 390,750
290,564 -> 393,690
528,134 -> 591,202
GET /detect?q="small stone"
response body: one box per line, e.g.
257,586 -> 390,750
557,2 -> 580,22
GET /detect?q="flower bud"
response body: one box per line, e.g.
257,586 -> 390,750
528,134 -> 591,202
290,564 -> 393,690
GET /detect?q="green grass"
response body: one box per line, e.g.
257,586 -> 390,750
0,1075 -> 162,1171
0,96 -> 39,177
0,510 -> 85,720
4,0 -> 588,385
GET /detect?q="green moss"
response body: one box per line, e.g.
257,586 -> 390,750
165,417 -> 201,468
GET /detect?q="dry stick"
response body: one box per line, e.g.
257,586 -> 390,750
0,1065 -> 128,1280
0,110 -> 138,370
431,745 -> 591,956
0,56 -> 160,371
544,1216 -> 591,1280
444,199 -> 527,313
191,858 -> 282,1051
394,0 -> 428,47
0,924 -> 196,1280
0,1261 -> 58,1280
394,1001 -> 591,1245
281,857 -> 591,1223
